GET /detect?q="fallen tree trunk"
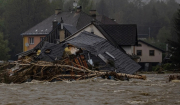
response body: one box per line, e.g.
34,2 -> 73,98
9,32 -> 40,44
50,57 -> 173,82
0,61 -> 146,83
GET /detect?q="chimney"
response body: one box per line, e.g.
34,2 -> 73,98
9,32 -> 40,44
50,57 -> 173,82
53,20 -> 58,29
59,17 -> 65,42
89,10 -> 96,18
55,9 -> 61,15
60,17 -> 64,30
76,6 -> 82,13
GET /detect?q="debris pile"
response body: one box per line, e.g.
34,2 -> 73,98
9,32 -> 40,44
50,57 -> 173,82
0,59 -> 146,83
0,31 -> 146,84
169,75 -> 180,82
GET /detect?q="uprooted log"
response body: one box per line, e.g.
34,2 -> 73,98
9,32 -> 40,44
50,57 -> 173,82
0,61 -> 146,83
10,62 -> 101,83
99,72 -> 146,80
0,62 -> 14,70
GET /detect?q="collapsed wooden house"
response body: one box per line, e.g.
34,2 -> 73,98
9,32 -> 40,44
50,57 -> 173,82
20,31 -> 141,74
0,31 -> 146,83
5,8 -> 145,83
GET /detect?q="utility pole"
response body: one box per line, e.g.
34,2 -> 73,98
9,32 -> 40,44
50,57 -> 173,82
149,27 -> 151,38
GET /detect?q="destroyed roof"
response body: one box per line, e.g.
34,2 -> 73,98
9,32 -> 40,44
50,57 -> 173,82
66,31 -> 105,54
21,11 -> 116,36
66,31 -> 141,74
64,23 -> 126,52
38,42 -> 66,62
16,49 -> 35,56
97,24 -> 138,46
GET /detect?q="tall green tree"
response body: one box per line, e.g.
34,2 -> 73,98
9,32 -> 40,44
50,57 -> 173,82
0,0 -> 7,34
157,26 -> 171,43
63,0 -> 74,11
50,0 -> 64,11
78,0 -> 93,13
0,32 -> 10,60
168,6 -> 180,66
96,0 -> 109,16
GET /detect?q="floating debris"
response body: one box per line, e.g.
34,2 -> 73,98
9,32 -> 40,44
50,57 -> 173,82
0,60 -> 146,84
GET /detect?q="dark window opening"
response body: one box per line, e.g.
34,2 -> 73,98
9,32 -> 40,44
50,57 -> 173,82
137,50 -> 142,56
149,50 -> 155,56
45,49 -> 52,54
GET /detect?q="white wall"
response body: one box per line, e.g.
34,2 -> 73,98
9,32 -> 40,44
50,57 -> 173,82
135,42 -> 162,63
67,24 -> 106,40
122,46 -> 133,55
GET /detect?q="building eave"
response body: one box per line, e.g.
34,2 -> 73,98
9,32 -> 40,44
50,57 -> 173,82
138,40 -> 165,53
21,33 -> 49,36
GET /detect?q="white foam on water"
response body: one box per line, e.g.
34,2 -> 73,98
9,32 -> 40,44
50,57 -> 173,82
127,100 -> 149,104
114,90 -> 125,93
103,82 -> 120,85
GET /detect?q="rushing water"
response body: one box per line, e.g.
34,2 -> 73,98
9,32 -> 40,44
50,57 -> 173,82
0,74 -> 180,105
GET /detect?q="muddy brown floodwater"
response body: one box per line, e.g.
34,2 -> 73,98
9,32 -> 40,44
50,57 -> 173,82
0,74 -> 180,105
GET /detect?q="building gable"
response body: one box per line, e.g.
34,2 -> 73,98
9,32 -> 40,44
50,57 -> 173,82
135,40 -> 165,63
65,24 -> 106,41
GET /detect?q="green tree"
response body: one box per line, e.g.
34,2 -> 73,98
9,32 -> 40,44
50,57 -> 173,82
144,37 -> 166,51
157,26 -> 171,43
0,0 -> 7,34
4,0 -> 52,60
78,0 -> 93,13
0,0 -> 7,15
96,0 -> 109,16
50,0 -> 64,11
0,32 -> 10,60
168,6 -> 180,66
63,0 -> 73,11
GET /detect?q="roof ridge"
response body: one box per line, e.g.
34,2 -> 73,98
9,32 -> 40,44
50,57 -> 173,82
76,11 -> 82,29
138,40 -> 165,52
63,23 -> 92,41
99,24 -> 137,26
21,14 -> 55,35
80,11 -> 104,25
81,31 -> 105,39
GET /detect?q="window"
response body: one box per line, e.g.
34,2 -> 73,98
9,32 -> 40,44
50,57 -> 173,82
29,37 -> 34,44
137,50 -> 142,56
149,50 -> 155,56
40,37 -> 45,41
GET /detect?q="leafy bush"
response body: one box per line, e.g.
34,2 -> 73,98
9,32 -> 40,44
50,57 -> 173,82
163,63 -> 172,70
152,65 -> 160,71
